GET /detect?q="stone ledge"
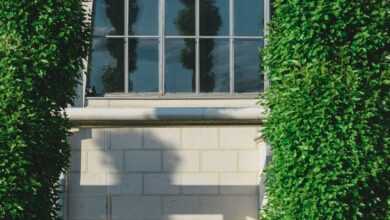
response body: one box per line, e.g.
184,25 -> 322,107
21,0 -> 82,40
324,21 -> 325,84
65,107 -> 264,126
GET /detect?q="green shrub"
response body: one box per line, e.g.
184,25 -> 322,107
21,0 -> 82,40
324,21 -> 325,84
261,0 -> 389,219
0,1 -> 87,219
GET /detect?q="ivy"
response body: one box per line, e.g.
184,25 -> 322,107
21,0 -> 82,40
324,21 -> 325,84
261,0 -> 389,219
0,1 -> 87,219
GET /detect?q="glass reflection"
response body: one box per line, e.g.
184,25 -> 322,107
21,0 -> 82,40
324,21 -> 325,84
166,0 -> 195,35
88,38 -> 124,95
129,0 -> 158,35
93,0 -> 124,36
165,39 -> 196,92
235,0 -> 264,36
128,39 -> 159,92
200,39 -> 229,92
235,40 -> 263,92
200,0 -> 228,36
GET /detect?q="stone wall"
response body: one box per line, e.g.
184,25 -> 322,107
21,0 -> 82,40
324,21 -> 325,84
65,125 -> 266,220
68,2 -> 267,219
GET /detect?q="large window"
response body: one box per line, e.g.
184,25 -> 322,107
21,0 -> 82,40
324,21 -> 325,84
88,0 -> 266,96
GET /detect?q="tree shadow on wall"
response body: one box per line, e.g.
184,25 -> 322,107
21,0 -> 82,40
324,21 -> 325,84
66,127 -> 264,220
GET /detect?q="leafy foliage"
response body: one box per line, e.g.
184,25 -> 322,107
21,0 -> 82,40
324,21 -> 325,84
0,1 -> 87,219
261,0 -> 389,219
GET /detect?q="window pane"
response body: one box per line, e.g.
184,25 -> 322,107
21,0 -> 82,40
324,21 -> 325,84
89,38 -> 124,95
235,0 -> 264,36
200,39 -> 229,92
93,0 -> 124,36
235,40 -> 263,92
165,39 -> 196,92
166,0 -> 195,35
200,0 -> 229,36
129,0 -> 158,35
128,39 -> 159,92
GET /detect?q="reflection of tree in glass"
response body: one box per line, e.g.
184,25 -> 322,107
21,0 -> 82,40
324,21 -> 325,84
102,0 -> 138,93
128,38 -> 138,92
175,1 -> 195,91
199,0 -> 222,92
101,38 -> 124,93
128,1 -> 139,92
176,0 -> 221,91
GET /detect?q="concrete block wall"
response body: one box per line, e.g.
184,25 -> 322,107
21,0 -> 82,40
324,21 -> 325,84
66,126 -> 266,220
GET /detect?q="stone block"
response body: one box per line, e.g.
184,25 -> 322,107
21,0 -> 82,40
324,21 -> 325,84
111,196 -> 162,220
238,150 -> 262,172
182,127 -> 218,149
201,151 -> 237,172
110,128 -> 143,149
125,151 -> 161,172
181,173 -> 219,195
219,126 -> 257,149
68,173 -> 106,195
144,127 -> 181,149
220,173 -> 258,195
144,174 -> 180,195
198,196 -> 258,220
108,173 -> 143,195
87,150 -> 123,173
70,150 -> 86,172
163,151 -> 199,172
163,196 -> 200,214
68,195 -> 106,220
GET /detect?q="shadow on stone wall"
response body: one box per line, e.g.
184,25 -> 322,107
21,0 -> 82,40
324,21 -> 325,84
66,127 -> 266,220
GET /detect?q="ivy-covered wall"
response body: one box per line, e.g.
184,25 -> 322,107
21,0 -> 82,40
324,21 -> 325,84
262,0 -> 389,219
0,1 -> 88,219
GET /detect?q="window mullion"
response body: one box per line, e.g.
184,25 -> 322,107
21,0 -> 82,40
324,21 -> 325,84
264,0 -> 271,90
160,0 -> 165,95
124,0 -> 129,93
195,0 -> 200,94
229,0 -> 234,94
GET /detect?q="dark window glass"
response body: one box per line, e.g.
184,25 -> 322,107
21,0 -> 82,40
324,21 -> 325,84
235,40 -> 263,92
128,39 -> 159,92
234,0 -> 264,36
165,39 -> 195,92
166,0 -> 195,35
129,0 -> 159,35
88,0 -> 266,96
200,0 -> 229,36
93,0 -> 124,36
200,39 -> 229,92
89,38 -> 124,95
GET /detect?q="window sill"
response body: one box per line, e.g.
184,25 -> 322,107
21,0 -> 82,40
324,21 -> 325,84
85,93 -> 262,109
65,107 -> 264,126
87,92 -> 260,100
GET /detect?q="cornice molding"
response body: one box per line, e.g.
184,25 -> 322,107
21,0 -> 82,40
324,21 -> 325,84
65,107 -> 265,126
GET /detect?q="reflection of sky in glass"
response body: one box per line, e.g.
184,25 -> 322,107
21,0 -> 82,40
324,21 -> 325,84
93,0 -> 123,36
166,0 -> 195,35
200,0 -> 229,36
200,39 -> 229,92
165,39 -> 195,92
129,40 -> 159,92
235,40 -> 263,92
89,38 -> 122,94
129,0 -> 158,35
210,40 -> 229,91
235,0 -> 264,36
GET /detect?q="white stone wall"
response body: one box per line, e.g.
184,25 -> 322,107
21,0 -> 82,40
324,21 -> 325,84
66,125 -> 266,220
70,2 -> 267,219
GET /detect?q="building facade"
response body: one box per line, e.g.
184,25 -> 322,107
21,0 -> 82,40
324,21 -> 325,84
65,0 -> 270,219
